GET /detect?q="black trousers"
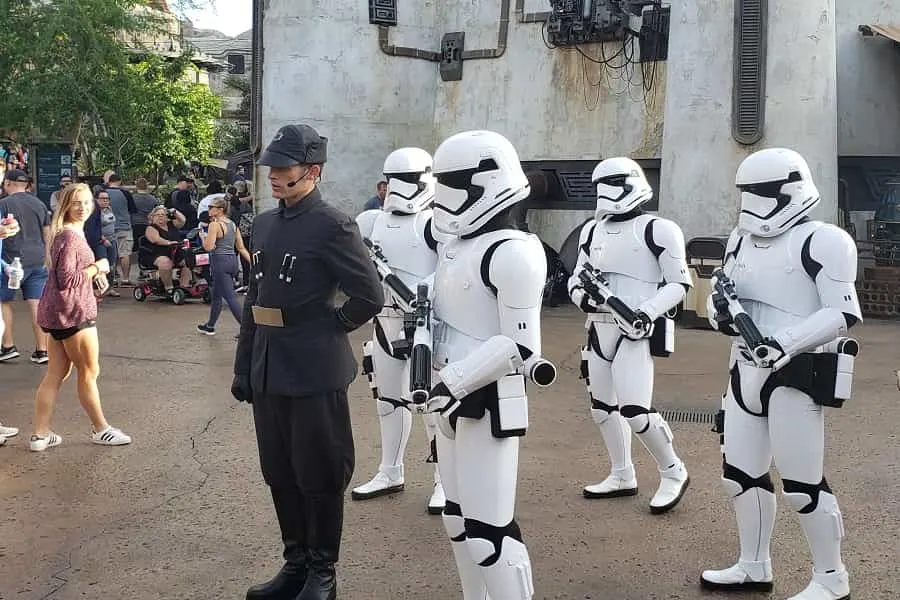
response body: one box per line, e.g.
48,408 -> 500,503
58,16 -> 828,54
252,389 -> 355,562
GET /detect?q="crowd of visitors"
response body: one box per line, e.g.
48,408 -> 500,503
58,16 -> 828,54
0,168 -> 257,451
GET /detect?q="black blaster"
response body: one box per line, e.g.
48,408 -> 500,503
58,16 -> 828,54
711,267 -> 787,369
363,238 -> 433,409
578,262 -> 651,338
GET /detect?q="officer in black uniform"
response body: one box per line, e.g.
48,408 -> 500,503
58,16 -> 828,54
232,124 -> 383,600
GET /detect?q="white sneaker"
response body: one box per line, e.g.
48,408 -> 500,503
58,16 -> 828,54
30,432 -> 63,452
351,469 -> 404,500
787,568 -> 850,600
0,422 -> 19,438
428,482 -> 446,515
583,468 -> 639,499
701,560 -> 774,591
91,426 -> 132,446
649,461 -> 690,514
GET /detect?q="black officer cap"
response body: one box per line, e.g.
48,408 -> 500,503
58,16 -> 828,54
258,124 -> 328,168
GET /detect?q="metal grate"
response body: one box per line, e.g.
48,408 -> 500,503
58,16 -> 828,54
657,407 -> 718,425
732,0 -> 767,145
558,171 -> 596,202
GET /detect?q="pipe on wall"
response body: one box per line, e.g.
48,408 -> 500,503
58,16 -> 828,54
378,25 -> 441,61
378,0 -> 547,63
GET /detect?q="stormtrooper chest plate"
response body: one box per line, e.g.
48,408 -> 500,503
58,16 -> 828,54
370,211 -> 437,289
731,230 -> 821,318
590,216 -> 662,285
432,239 -> 501,363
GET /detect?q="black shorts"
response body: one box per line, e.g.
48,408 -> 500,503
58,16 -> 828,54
42,320 -> 97,341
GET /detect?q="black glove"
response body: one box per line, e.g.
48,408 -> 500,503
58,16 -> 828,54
231,374 -> 253,404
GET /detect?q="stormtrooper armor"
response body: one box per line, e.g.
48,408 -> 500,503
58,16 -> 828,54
568,156 -> 693,513
701,148 -> 860,600
352,147 -> 446,514
428,130 -> 556,600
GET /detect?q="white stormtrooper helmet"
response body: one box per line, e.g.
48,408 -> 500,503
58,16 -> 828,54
432,130 -> 530,237
736,148 -> 820,237
382,147 -> 436,214
591,157 -> 654,219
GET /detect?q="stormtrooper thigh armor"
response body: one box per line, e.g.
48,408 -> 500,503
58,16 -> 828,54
438,408 -> 533,600
581,320 -> 688,512
702,360 -> 849,600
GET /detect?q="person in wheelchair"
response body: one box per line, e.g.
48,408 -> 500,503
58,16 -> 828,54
140,206 -> 192,294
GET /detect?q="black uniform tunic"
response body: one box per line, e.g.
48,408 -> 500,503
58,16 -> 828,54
234,187 -> 382,555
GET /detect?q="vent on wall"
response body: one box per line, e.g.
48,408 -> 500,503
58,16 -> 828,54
732,0 -> 767,145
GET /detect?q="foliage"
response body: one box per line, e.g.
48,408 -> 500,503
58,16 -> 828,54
0,0 -> 220,178
91,56 -> 222,175
214,119 -> 249,157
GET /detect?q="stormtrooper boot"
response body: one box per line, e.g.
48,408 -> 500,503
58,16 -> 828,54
351,402 -> 411,500
787,569 -> 850,600
701,560 -> 774,592
428,466 -> 446,515
786,488 -> 850,600
350,464 -> 404,500
634,413 -> 689,513
701,484 -> 776,591
583,410 -> 637,499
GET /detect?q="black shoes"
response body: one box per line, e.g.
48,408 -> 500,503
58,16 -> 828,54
245,561 -> 308,600
295,549 -> 337,600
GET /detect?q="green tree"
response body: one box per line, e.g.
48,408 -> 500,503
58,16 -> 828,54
92,56 -> 221,176
0,0 -> 219,177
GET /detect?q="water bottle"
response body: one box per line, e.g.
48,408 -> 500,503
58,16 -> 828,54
7,257 -> 23,290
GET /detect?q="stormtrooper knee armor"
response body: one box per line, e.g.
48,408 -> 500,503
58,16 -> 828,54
352,147 -> 445,514
701,148 -> 860,600
568,157 -> 692,514
427,130 -> 557,599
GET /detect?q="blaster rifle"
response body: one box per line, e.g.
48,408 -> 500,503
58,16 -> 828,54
710,267 -> 787,369
363,238 -> 433,407
363,237 -> 415,312
408,283 -> 433,407
577,263 -> 651,338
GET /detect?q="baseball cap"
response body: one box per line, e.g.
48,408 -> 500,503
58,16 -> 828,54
4,169 -> 32,183
258,124 -> 328,168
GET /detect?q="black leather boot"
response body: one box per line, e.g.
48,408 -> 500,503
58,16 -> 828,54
245,554 -> 307,600
296,494 -> 344,600
247,488 -> 308,600
295,548 -> 337,600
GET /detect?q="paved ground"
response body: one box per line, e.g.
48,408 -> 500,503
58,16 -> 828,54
0,298 -> 897,600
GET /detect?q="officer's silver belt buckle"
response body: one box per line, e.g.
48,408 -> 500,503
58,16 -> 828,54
251,306 -> 285,327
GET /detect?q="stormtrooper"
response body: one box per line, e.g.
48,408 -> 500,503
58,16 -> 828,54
426,130 -> 557,600
700,148 -> 860,600
567,157 -> 692,513
353,147 -> 446,515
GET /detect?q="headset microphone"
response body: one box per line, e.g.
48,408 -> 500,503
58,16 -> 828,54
286,178 -> 301,188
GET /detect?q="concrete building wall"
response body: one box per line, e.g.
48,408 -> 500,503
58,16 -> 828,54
258,1 -> 439,213
660,0 -> 839,239
430,0 -> 666,249
837,0 -> 900,156
257,0 -> 896,246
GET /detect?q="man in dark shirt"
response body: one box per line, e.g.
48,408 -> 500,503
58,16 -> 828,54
0,170 -> 50,363
362,180 -> 387,211
168,176 -> 198,231
232,124 -> 382,600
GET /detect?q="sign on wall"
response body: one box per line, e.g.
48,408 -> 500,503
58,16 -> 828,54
35,144 -> 73,209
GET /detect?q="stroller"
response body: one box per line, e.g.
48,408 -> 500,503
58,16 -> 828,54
133,229 -> 211,305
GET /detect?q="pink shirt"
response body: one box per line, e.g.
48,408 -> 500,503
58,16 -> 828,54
38,229 -> 98,330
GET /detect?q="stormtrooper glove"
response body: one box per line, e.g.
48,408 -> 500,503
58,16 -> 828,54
426,381 -> 462,417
